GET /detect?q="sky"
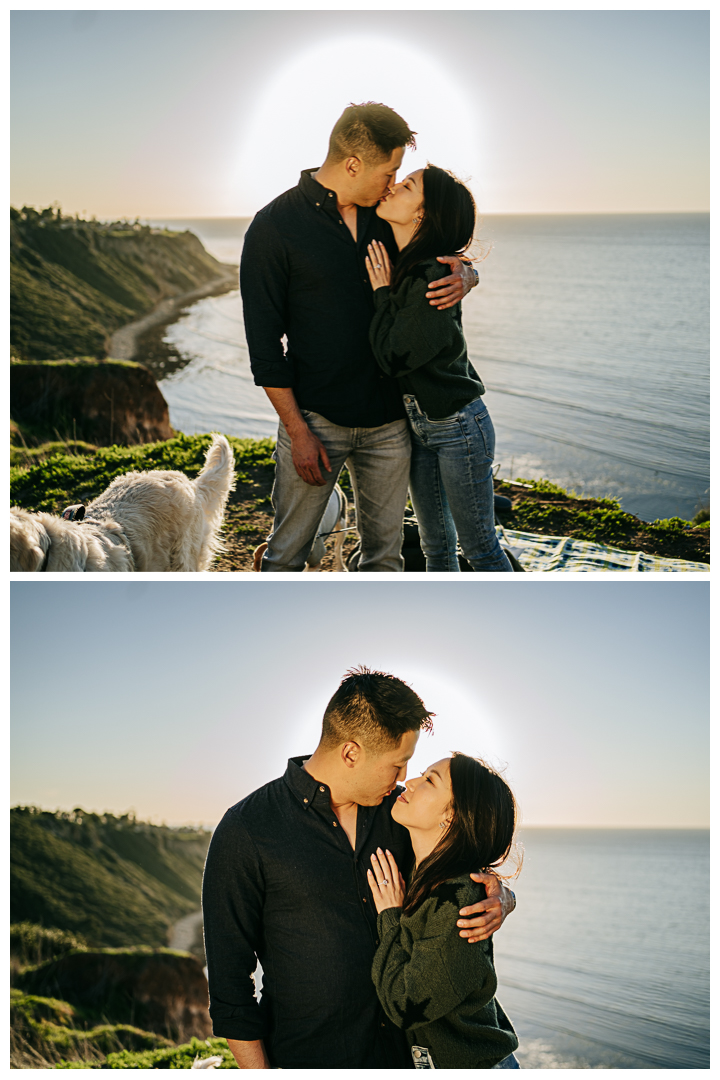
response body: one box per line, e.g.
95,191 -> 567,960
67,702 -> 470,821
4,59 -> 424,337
10,9 -> 709,218
10,580 -> 709,830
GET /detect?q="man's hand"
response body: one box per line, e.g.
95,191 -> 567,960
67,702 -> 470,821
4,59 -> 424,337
289,424 -> 331,486
226,1039 -> 270,1069
263,387 -> 331,487
456,873 -> 516,943
426,256 -> 477,310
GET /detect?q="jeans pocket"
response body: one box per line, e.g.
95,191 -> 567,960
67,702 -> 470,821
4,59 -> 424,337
474,410 -> 495,460
425,412 -> 460,425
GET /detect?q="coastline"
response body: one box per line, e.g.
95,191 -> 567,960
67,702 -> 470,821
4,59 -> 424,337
107,267 -> 238,363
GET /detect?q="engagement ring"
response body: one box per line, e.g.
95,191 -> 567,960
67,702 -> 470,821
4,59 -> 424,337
381,879 -> 389,885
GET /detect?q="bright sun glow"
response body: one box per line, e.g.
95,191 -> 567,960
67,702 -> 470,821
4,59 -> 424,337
234,35 -> 483,214
392,667 -> 513,784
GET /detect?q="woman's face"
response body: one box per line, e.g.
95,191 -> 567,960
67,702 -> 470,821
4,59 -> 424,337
376,169 -> 425,227
391,756 -> 453,833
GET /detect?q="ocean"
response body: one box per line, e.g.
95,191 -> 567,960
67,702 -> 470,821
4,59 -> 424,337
143,214 -> 709,523
493,829 -> 710,1069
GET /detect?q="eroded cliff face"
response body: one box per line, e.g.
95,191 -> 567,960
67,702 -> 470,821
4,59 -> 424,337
15,950 -> 212,1042
11,359 -> 173,446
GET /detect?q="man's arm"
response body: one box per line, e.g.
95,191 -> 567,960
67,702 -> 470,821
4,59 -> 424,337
456,872 -> 516,944
201,810 -> 270,1064
264,387 -> 331,487
426,256 -> 478,310
240,216 -> 331,486
227,1039 -> 270,1069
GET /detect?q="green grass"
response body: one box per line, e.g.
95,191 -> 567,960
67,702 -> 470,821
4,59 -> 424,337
11,923 -> 87,969
11,432 -> 276,514
54,1036 -> 238,1069
11,989 -> 175,1068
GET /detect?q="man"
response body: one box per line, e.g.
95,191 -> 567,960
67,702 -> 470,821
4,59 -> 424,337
202,667 -> 516,1069
240,103 -> 478,572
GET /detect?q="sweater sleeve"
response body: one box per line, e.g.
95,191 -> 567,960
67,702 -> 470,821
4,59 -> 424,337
201,808 -> 269,1041
371,882 -> 496,1031
368,268 -> 466,379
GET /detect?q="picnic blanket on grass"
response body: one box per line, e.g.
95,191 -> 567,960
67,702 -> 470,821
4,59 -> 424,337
501,528 -> 709,573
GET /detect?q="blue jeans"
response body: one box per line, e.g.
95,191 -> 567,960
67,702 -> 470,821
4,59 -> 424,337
404,394 -> 513,573
493,1052 -> 521,1068
262,410 -> 411,572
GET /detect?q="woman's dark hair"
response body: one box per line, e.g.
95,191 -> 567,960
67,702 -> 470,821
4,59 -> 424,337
403,753 -> 519,916
391,165 -> 476,292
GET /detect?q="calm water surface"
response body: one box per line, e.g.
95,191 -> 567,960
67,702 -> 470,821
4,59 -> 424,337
494,829 -> 709,1068
145,214 -> 709,522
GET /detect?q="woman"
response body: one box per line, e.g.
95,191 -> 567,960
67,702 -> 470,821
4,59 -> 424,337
367,753 -> 520,1069
366,166 -> 513,572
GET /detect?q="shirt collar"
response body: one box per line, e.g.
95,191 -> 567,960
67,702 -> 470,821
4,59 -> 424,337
299,168 -> 340,213
284,755 -> 331,810
283,755 -> 405,813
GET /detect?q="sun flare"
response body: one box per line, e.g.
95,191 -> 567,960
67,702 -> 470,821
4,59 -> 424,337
234,35 -> 483,214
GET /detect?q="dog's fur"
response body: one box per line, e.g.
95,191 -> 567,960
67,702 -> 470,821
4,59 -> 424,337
253,484 -> 349,573
10,434 -> 235,572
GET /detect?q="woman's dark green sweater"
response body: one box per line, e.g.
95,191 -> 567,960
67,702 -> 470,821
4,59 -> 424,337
371,875 -> 518,1069
369,260 -> 485,420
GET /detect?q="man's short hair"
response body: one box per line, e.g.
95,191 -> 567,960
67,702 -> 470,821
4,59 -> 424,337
327,102 -> 417,166
321,665 -> 434,755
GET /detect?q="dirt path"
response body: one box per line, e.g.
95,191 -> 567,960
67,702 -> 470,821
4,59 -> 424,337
108,270 -> 237,362
168,909 -> 204,953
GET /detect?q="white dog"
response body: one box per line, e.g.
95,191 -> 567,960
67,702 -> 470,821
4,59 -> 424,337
10,434 -> 235,572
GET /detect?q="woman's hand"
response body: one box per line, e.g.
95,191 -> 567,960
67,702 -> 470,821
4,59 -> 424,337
368,847 -> 405,912
365,240 -> 393,291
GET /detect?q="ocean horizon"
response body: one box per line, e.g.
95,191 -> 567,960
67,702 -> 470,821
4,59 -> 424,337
143,213 -> 709,523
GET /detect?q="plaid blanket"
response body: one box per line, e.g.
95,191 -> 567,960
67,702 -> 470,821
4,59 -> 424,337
500,528 -> 709,573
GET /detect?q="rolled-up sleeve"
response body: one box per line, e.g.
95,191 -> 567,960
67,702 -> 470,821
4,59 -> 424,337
240,213 -> 293,388
202,808 -> 268,1041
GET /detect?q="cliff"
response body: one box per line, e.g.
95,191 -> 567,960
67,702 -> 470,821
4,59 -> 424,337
15,949 -> 212,1043
11,357 -> 174,447
10,206 -> 235,362
10,807 -> 210,949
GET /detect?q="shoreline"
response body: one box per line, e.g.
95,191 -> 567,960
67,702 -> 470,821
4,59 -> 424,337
107,267 -> 238,363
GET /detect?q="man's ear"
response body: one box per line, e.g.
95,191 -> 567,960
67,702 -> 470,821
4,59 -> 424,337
345,156 -> 361,179
340,741 -> 362,768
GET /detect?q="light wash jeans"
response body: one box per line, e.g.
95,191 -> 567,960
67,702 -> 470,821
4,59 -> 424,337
261,410 -> 411,572
403,394 -> 513,573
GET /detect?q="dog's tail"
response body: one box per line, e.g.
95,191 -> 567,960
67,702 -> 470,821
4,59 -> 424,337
192,434 -> 236,566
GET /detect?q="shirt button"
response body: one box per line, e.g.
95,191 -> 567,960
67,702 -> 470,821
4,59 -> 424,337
329,192 -> 334,198
315,202 -> 320,206
319,786 -> 325,792
332,821 -> 338,827
363,898 -> 367,903
303,798 -> 308,804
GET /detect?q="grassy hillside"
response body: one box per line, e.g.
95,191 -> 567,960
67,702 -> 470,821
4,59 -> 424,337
10,205 -> 231,361
10,807 -> 211,948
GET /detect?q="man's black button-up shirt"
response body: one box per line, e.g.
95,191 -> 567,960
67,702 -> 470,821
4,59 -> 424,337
239,169 -> 406,429
202,756 -> 414,1069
